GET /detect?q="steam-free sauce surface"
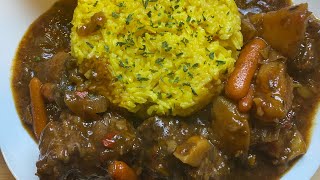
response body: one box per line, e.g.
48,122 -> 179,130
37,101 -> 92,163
11,0 -> 320,179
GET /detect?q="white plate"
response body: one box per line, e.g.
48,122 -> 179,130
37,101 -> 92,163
0,0 -> 319,179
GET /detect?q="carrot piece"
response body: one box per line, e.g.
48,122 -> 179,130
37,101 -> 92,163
238,85 -> 254,113
29,77 -> 48,140
107,161 -> 138,180
225,38 -> 267,100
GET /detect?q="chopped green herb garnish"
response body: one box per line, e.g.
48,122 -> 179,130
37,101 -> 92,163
188,72 -> 193,78
167,94 -> 173,98
116,74 -> 123,81
209,52 -> 215,60
178,21 -> 184,28
104,45 -> 110,53
165,22 -> 174,28
116,42 -> 126,47
142,0 -> 158,9
126,14 -> 134,25
112,12 -> 120,18
176,52 -> 183,57
119,60 -> 130,68
181,38 -> 189,46
117,2 -> 125,7
137,26 -> 145,30
192,63 -> 199,68
156,58 -> 165,66
178,21 -> 185,27
202,13 -> 207,21
33,56 -> 41,62
186,15 -> 191,22
86,42 -> 94,49
139,45 -> 146,51
150,69 -> 158,73
167,72 -> 174,77
140,52 -> 154,57
147,11 -> 152,18
142,0 -> 148,8
216,60 -> 226,66
183,65 -> 188,72
207,35 -> 213,42
191,88 -> 198,96
182,82 -> 191,87
174,5 -> 179,9
119,60 -> 125,68
162,41 -> 172,52
137,74 -> 149,81
93,1 -> 98,7
173,77 -> 180,83
125,36 -> 135,46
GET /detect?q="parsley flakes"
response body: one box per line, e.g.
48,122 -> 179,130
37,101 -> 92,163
137,74 -> 149,81
186,15 -> 191,22
104,45 -> 110,53
162,41 -> 172,52
209,52 -> 215,60
33,56 -> 41,62
142,0 -> 158,9
116,74 -> 123,81
126,14 -> 134,25
156,58 -> 165,66
86,42 -> 94,49
216,60 -> 226,66
112,12 -> 120,18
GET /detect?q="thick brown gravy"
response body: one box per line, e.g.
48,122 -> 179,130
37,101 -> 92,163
11,0 -> 320,179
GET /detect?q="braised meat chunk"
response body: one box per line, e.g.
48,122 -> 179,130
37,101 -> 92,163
37,112 -> 140,179
38,52 -> 70,83
211,96 -> 250,157
249,4 -> 310,59
258,127 -> 306,165
138,116 -> 230,179
253,61 -> 293,123
10,0 -> 320,179
64,91 -> 108,119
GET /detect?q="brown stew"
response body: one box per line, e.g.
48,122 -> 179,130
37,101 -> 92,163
12,0 -> 320,179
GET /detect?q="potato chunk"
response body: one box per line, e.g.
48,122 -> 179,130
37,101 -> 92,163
250,4 -> 310,58
211,96 -> 250,156
253,61 -> 293,122
173,136 -> 211,167
258,128 -> 306,164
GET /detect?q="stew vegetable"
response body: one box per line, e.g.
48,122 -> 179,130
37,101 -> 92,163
11,0 -> 320,179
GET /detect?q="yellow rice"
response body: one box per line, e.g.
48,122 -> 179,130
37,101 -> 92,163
71,0 -> 243,116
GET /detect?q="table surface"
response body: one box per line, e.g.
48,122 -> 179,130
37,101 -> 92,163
0,152 -> 14,180
1,151 -> 320,180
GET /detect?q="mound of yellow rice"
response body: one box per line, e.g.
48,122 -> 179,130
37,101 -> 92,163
71,0 -> 243,116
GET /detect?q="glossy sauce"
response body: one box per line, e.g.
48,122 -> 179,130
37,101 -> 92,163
11,0 -> 320,179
